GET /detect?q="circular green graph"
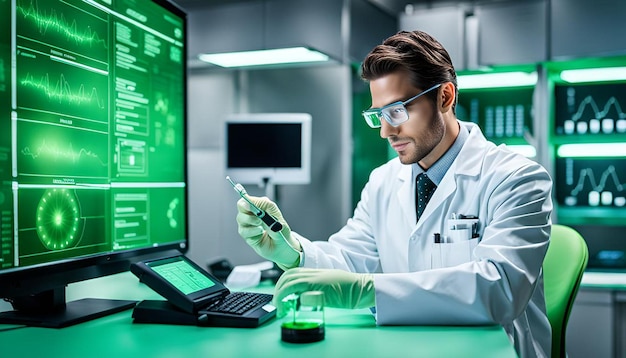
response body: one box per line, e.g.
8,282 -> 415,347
36,189 -> 81,250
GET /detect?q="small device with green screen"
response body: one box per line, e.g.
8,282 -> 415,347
131,254 -> 229,313
131,253 -> 276,327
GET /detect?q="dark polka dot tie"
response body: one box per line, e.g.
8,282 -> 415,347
416,173 -> 436,221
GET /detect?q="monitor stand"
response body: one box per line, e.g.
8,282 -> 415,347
261,177 -> 276,202
0,287 -> 136,328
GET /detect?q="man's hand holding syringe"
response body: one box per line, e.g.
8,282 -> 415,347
227,176 -> 302,270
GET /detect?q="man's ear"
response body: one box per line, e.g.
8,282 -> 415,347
440,82 -> 456,113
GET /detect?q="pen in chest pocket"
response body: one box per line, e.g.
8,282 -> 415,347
447,213 -> 479,242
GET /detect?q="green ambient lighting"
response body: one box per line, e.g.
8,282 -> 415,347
507,144 -> 537,158
198,47 -> 329,68
557,143 -> 626,157
560,67 -> 626,83
457,72 -> 537,89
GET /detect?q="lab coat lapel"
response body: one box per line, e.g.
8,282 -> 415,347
396,164 -> 415,224
453,122 -> 487,178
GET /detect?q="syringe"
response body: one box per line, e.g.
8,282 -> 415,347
226,176 -> 283,232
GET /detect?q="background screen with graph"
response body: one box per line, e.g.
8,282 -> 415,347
554,83 -> 626,136
554,81 -> 626,210
0,0 -> 186,271
553,80 -> 626,268
555,157 -> 626,208
457,86 -> 534,143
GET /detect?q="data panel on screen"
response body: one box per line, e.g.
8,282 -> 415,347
0,0 -> 187,272
554,83 -> 626,136
457,87 -> 534,142
555,157 -> 626,208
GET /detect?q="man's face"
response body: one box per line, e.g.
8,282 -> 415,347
369,71 -> 445,165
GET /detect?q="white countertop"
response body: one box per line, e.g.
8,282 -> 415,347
581,271 -> 626,287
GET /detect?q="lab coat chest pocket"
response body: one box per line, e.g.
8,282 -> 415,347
431,238 -> 479,269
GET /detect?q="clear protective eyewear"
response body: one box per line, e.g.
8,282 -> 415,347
362,83 -> 442,128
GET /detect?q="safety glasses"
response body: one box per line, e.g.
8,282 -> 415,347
362,83 -> 442,128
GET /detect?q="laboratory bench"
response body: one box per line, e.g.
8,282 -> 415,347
0,272 -> 517,357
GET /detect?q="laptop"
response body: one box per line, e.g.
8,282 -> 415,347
130,253 -> 276,328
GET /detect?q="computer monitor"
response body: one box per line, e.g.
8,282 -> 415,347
225,113 -> 312,186
0,0 -> 188,327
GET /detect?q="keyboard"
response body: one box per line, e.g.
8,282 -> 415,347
206,292 -> 273,315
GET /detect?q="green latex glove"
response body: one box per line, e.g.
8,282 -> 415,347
273,268 -> 375,317
236,196 -> 301,270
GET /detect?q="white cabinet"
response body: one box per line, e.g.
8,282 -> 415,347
567,273 -> 626,358
551,0 -> 626,59
567,289 -> 615,357
475,1 -> 547,66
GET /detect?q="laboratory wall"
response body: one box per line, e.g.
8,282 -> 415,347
186,72 -> 235,266
182,0 -> 395,267
185,65 -> 352,267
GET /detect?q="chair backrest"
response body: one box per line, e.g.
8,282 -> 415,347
543,224 -> 589,358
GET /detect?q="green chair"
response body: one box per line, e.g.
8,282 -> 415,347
543,224 -> 589,358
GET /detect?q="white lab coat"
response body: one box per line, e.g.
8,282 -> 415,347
295,121 -> 553,358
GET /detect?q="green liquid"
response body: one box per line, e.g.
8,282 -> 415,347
281,321 -> 325,343
281,321 -> 322,330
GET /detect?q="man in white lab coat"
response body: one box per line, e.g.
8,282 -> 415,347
235,30 -> 553,358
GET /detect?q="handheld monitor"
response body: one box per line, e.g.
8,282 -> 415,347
131,254 -> 229,314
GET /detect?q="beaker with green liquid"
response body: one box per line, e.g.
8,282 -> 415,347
281,291 -> 325,343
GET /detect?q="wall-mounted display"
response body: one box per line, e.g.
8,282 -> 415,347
556,157 -> 626,208
554,83 -> 626,137
457,87 -> 534,144
550,61 -> 626,222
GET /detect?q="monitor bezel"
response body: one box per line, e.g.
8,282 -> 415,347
224,113 -> 312,186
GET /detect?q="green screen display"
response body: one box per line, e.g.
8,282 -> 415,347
556,157 -> 626,208
149,258 -> 216,295
554,83 -> 626,136
0,0 -> 186,270
457,87 -> 534,144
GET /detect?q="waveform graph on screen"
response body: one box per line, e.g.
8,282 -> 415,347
16,0 -> 108,61
21,71 -> 105,108
16,187 -> 109,267
17,53 -> 108,123
555,83 -> 626,136
17,120 -> 108,181
556,157 -> 626,208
